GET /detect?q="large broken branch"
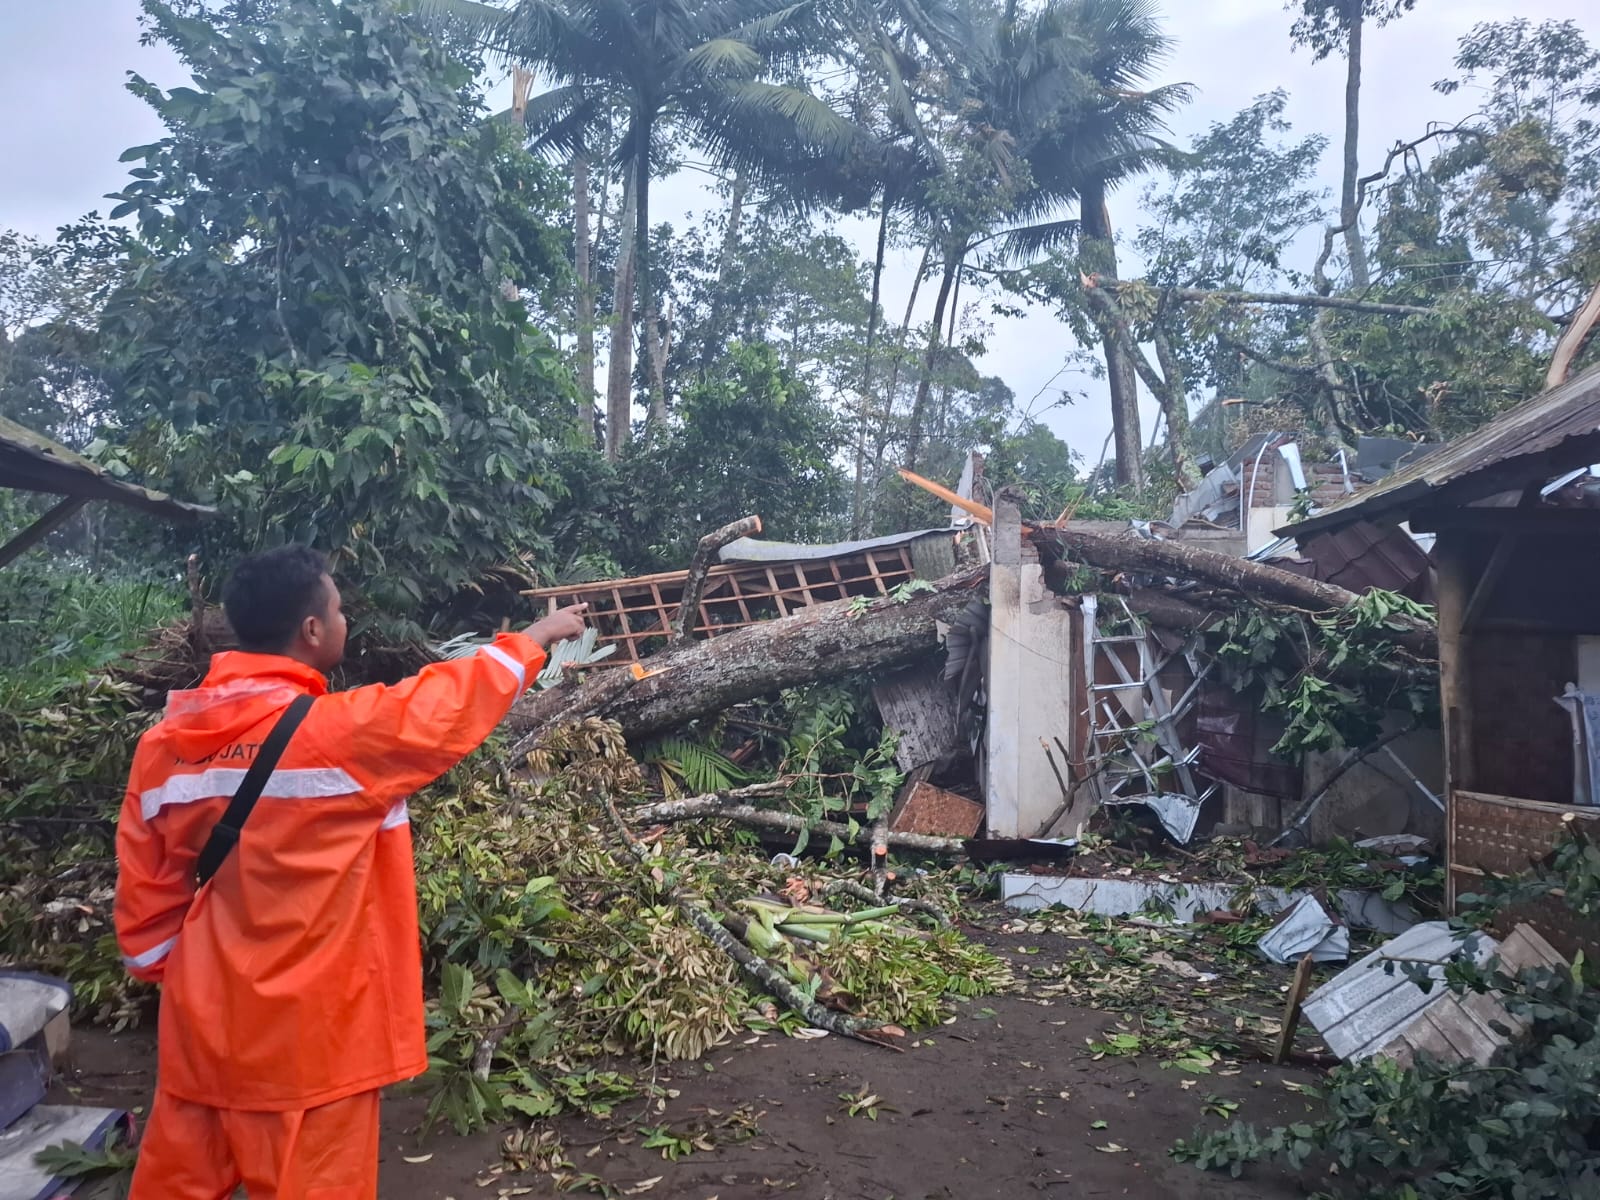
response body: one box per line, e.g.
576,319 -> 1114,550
1547,279 -> 1600,389
601,798 -> 895,1046
1088,279 -> 1435,319
673,515 -> 761,644
623,795 -> 968,855
1035,525 -> 1437,657
506,567 -> 985,755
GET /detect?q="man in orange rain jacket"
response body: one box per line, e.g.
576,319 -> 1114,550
114,545 -> 588,1199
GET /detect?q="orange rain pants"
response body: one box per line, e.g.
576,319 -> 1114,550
130,1089 -> 378,1200
115,631 -> 549,1197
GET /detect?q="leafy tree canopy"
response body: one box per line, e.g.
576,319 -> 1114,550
101,0 -> 576,633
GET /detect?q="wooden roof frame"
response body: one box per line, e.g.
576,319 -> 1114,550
1,415 -> 215,568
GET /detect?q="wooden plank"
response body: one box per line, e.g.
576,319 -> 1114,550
873,661 -> 961,771
1274,953 -> 1316,1064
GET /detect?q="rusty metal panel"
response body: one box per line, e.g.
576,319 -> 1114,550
890,780 -> 985,839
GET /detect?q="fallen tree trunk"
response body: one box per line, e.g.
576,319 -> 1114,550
506,567 -> 985,754
623,796 -> 968,856
1036,525 -> 1437,657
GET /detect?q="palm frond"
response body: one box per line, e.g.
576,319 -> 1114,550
986,217 -> 1082,266
641,736 -> 752,795
703,79 -> 863,158
682,36 -> 765,80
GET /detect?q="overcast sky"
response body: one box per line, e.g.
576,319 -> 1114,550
1,1 -> 1593,460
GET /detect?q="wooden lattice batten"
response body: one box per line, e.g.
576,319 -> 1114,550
523,531 -> 959,664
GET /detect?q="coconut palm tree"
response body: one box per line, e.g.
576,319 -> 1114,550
901,0 -> 1188,483
421,0 -> 862,458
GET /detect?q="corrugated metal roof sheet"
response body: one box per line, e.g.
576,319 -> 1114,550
1281,362 -> 1600,538
718,527 -> 952,563
0,415 -> 213,520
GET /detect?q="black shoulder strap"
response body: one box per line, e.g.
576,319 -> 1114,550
195,693 -> 315,888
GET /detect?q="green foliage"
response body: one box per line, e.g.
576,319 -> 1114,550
1173,830 -> 1600,1198
819,927 -> 1012,1029
616,342 -> 849,570
639,735 -> 751,799
1208,591 -> 1437,759
775,681 -> 903,854
0,562 -> 177,821
33,1128 -> 138,1198
99,0 -> 574,631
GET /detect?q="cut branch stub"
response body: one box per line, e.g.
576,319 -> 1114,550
673,515 -> 762,644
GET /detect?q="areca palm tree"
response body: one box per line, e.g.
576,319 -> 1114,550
422,0 -> 862,458
901,0 -> 1187,482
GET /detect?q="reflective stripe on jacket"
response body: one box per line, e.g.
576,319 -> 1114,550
114,632 -> 548,1111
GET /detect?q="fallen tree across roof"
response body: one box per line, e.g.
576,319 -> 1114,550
1034,523 -> 1438,658
506,567 -> 985,756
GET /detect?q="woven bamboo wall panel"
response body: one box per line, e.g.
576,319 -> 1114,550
1450,790 -> 1600,959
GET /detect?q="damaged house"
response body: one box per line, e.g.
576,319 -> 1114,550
520,441 -> 1444,870
1282,362 -> 1600,958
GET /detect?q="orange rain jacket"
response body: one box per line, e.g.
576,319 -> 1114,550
114,632 -> 548,1112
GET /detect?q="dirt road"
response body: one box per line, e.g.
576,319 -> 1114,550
59,964 -> 1313,1198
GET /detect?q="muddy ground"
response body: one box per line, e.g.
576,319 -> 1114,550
55,923 -> 1323,1199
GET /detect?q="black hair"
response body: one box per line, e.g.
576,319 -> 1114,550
222,545 -> 332,653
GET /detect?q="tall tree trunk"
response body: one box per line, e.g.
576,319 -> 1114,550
633,123 -> 668,427
573,155 -> 597,443
1151,326 -> 1196,491
1080,182 -> 1142,491
698,170 -> 749,372
1340,2 -> 1370,289
851,194 -> 892,536
905,245 -> 961,473
605,172 -> 638,462
868,242 -> 933,533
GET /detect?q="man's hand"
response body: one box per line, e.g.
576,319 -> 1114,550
525,603 -> 589,647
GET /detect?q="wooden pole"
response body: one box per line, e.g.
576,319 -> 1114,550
1273,952 -> 1317,1065
1432,528 -> 1474,915
0,496 -> 90,569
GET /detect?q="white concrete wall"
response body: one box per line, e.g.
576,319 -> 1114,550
985,498 -> 1081,838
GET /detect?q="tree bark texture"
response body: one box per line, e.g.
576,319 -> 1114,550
1036,524 -> 1436,655
1081,183 -> 1143,490
672,514 -> 762,643
1340,4 -> 1371,289
604,172 -> 637,461
573,155 -> 597,441
506,568 -> 986,747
